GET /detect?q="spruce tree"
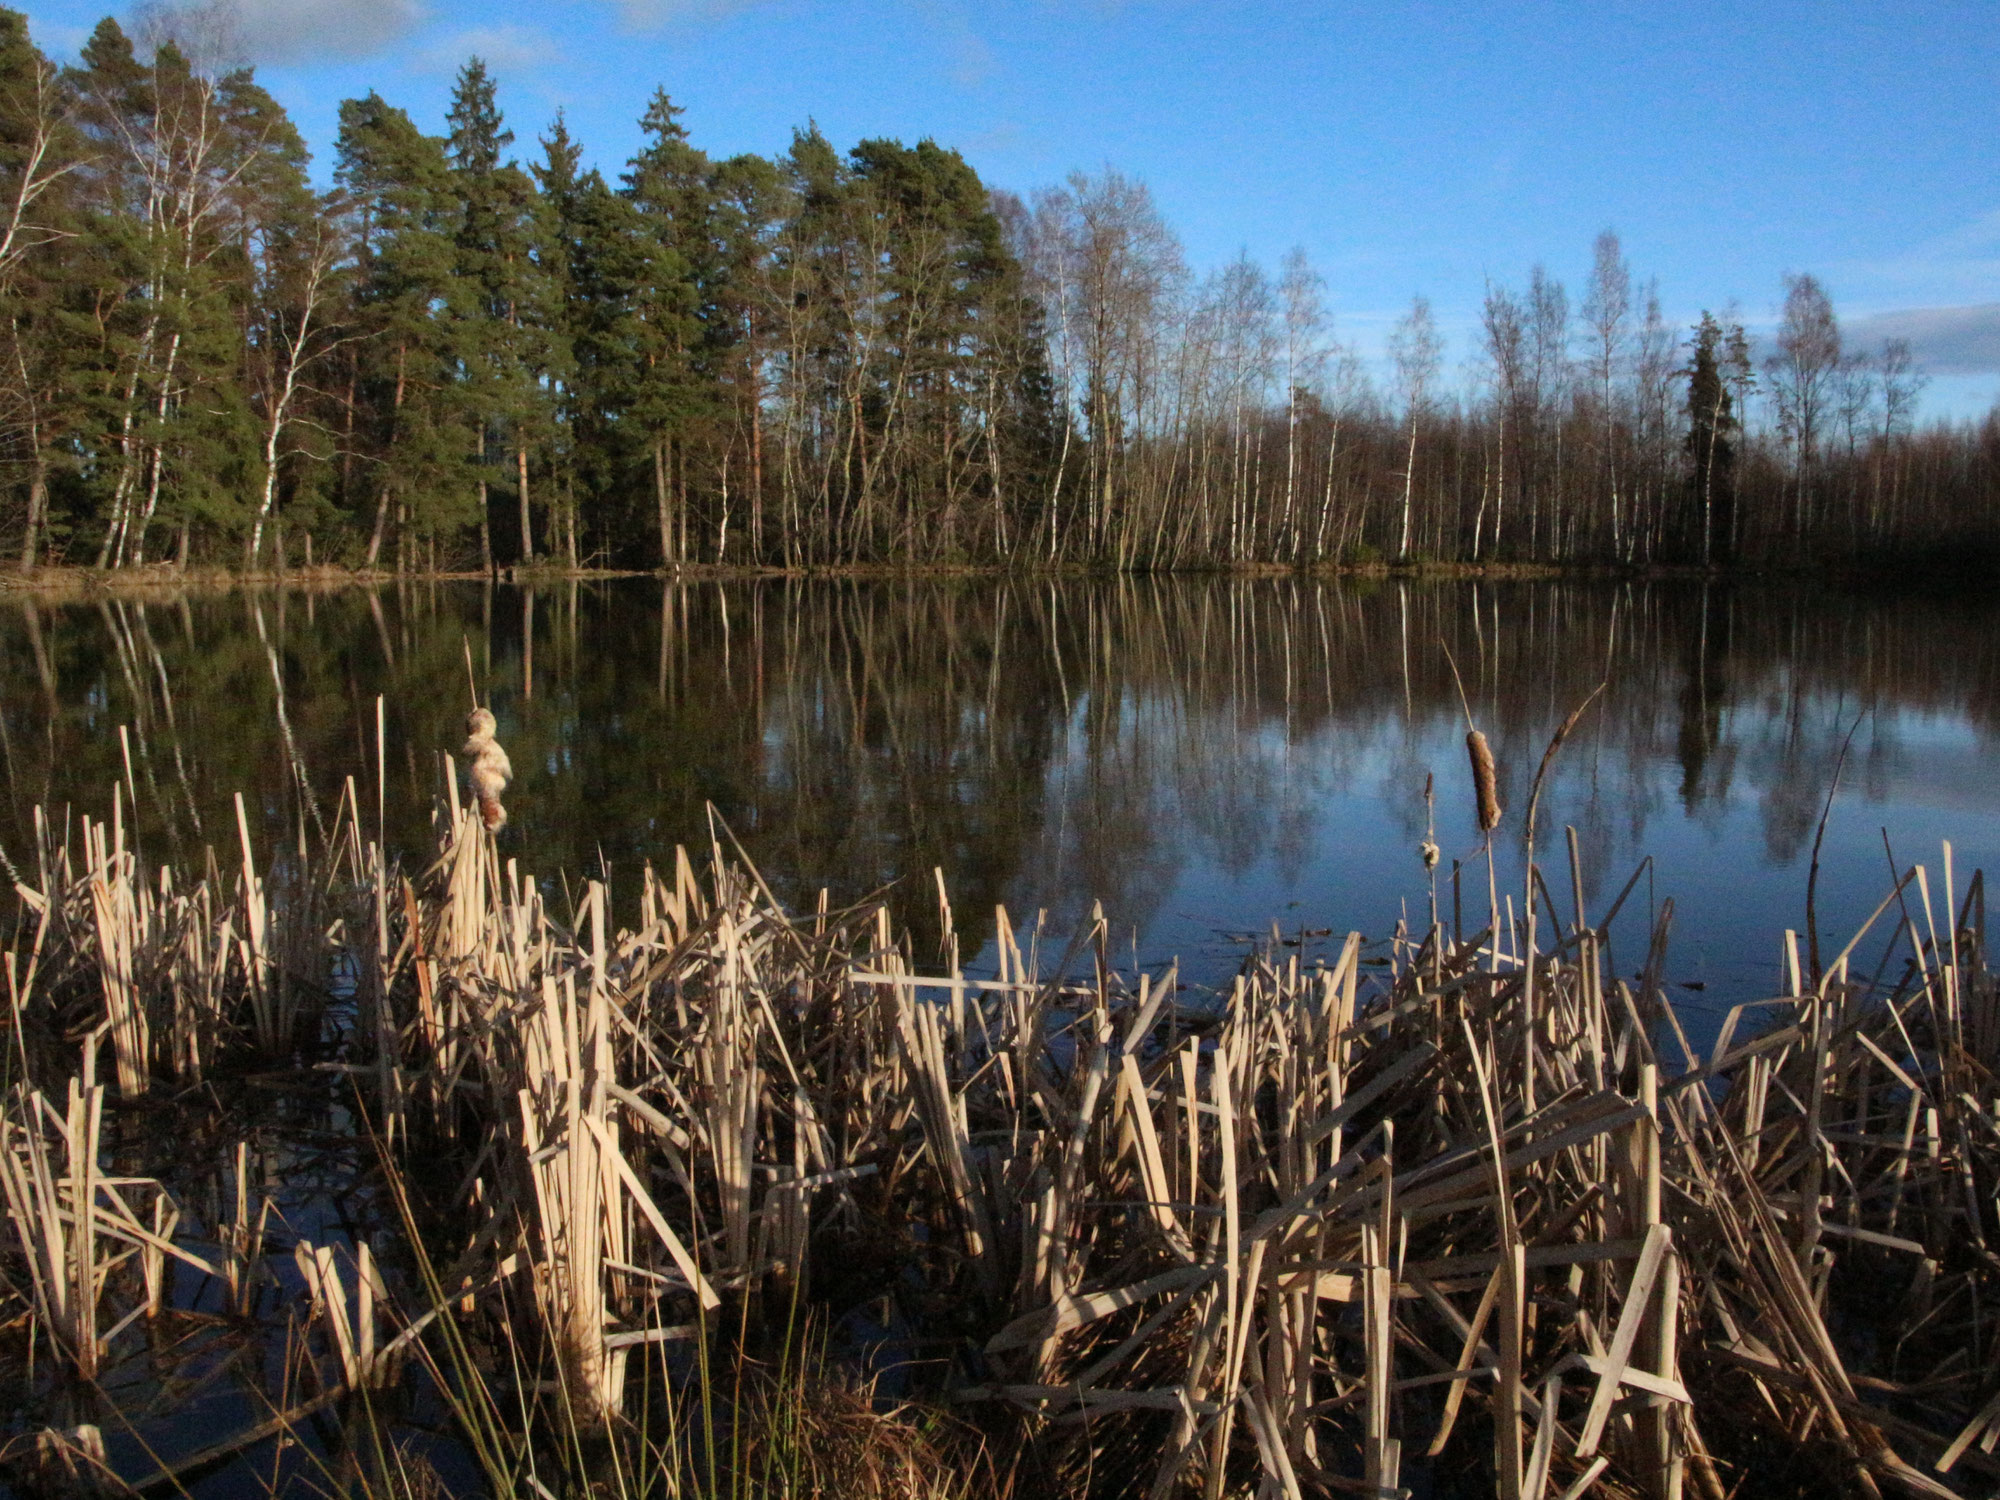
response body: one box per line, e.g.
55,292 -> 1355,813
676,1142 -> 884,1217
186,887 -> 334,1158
63,23 -> 313,565
527,114 -> 582,563
1685,312 -> 1737,567
564,170 -> 651,562
0,8 -> 81,567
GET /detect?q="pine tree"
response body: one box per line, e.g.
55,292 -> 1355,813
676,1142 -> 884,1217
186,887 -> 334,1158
849,137 -> 1014,559
338,90 -> 472,567
709,150 -> 788,561
447,58 -> 549,566
770,124 -> 851,563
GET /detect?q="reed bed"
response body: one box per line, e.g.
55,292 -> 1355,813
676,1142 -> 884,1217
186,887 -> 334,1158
1,767 -> 1996,1499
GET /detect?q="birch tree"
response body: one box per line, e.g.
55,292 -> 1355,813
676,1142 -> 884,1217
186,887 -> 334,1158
1767,272 -> 1841,540
1388,295 -> 1441,559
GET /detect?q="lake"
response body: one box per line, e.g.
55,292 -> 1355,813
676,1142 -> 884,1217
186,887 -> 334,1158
4,576 -> 1997,1030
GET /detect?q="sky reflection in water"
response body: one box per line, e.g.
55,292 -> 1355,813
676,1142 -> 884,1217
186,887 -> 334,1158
3,578 -> 1996,1030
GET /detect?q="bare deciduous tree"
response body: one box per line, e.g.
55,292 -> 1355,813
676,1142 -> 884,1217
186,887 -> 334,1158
1582,230 -> 1629,555
1388,295 -> 1441,559
1479,281 -> 1525,558
1767,272 -> 1841,538
1278,247 -> 1326,561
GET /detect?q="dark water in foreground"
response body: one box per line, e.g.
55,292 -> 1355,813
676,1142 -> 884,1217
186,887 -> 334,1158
4,576 -> 1998,1022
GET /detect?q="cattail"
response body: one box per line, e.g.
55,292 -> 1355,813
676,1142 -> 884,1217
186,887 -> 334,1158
460,708 -> 513,831
1466,729 -> 1502,834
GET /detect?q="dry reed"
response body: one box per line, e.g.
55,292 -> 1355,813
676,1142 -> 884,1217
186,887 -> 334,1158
3,772 -> 1997,1500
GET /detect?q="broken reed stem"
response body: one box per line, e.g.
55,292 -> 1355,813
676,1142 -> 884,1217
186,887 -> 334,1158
1805,711 -> 1868,987
463,634 -> 480,713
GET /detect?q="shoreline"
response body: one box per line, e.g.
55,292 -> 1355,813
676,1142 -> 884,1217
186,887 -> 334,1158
0,556 -> 1840,599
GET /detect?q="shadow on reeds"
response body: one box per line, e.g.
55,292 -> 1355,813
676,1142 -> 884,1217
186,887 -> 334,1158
2,750 -> 1999,1498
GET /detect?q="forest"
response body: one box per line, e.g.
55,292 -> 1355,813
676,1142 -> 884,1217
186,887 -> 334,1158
0,9 -> 1994,575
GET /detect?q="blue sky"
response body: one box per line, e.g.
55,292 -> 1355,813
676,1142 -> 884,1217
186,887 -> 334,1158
23,0 -> 2000,416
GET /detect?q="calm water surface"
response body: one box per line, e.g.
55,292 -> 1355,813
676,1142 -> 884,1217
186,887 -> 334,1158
4,577 -> 1998,1026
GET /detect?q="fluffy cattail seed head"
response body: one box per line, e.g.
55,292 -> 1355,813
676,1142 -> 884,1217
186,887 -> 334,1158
1466,729 -> 1502,834
1420,839 -> 1440,870
459,708 -> 511,832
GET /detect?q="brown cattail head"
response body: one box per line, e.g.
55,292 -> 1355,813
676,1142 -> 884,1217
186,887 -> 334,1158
1466,729 -> 1502,833
477,791 -> 508,832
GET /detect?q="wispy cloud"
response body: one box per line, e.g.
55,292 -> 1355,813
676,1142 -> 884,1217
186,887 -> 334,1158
417,22 -> 563,77
937,6 -> 996,89
132,0 -> 427,66
1845,304 -> 2000,376
612,0 -> 771,30
612,0 -> 995,94
946,26 -> 993,88
1844,207 -> 2000,306
960,121 -> 1024,156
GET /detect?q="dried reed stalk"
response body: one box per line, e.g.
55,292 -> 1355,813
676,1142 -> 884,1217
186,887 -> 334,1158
0,1078 -> 217,1379
8,770 -> 2000,1499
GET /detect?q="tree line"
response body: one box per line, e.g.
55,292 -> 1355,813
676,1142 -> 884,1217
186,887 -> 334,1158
0,10 -> 1992,574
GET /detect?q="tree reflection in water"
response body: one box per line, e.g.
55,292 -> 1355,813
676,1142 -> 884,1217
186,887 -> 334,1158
3,577 -> 1996,1007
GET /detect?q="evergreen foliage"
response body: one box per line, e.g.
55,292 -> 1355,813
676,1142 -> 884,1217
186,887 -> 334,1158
0,9 -> 1989,572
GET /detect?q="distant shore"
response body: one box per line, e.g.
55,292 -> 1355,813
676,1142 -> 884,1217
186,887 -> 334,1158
0,556 -> 1835,599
